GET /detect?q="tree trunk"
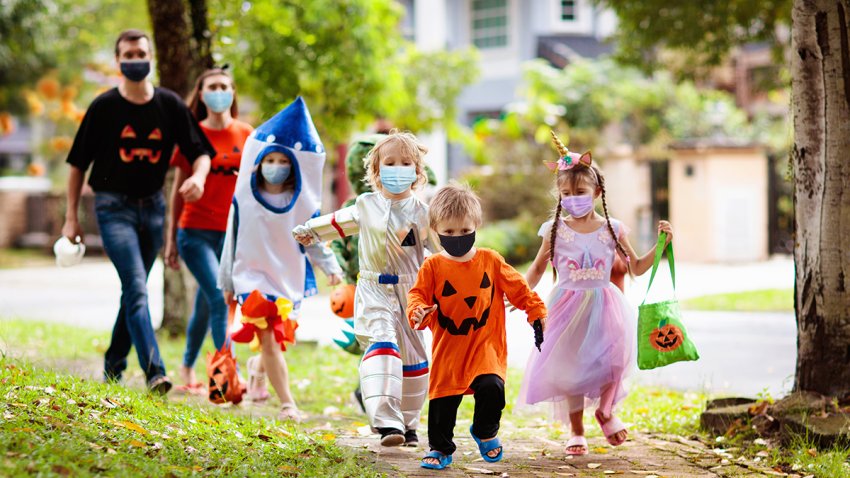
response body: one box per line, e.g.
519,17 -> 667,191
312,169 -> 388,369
147,0 -> 207,336
791,0 -> 850,397
188,0 -> 214,71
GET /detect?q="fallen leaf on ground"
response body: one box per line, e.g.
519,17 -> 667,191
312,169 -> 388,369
629,471 -> 661,475
11,427 -> 33,432
115,420 -> 149,435
185,446 -> 198,454
3,412 -> 13,419
464,467 -> 496,474
588,463 -> 602,469
257,433 -> 272,442
44,386 -> 55,395
603,471 -> 622,475
127,439 -> 146,448
321,433 -> 336,441
51,464 -> 70,475
100,398 -> 119,408
106,448 -> 116,454
593,447 -> 609,454
806,448 -> 817,457
9,403 -> 26,408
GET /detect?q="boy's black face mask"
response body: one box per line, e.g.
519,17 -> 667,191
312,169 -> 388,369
438,231 -> 476,257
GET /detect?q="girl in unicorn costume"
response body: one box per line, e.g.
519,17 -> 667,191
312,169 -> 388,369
293,131 -> 436,447
218,97 -> 342,421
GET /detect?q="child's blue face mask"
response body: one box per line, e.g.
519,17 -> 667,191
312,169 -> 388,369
379,165 -> 417,194
261,163 -> 291,185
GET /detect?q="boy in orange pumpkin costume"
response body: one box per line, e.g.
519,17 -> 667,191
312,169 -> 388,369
407,183 -> 547,470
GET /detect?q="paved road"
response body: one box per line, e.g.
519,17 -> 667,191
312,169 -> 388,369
0,256 -> 796,397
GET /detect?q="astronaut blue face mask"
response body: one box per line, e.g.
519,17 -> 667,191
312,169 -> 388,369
379,165 -> 417,194
261,163 -> 291,185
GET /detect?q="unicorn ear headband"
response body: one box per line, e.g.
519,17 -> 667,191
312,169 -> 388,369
544,130 -> 592,172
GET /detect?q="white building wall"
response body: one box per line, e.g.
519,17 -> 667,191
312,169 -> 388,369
414,0 -> 450,184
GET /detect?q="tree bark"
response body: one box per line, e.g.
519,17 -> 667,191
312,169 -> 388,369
791,0 -> 850,397
188,0 -> 214,71
147,0 -> 206,336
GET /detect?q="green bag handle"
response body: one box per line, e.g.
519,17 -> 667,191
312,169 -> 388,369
641,232 -> 675,306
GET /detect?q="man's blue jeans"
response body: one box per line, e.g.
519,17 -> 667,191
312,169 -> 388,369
176,227 -> 228,368
95,192 -> 166,382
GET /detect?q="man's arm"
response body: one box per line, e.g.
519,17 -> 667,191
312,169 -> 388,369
61,165 -> 86,242
178,155 -> 211,203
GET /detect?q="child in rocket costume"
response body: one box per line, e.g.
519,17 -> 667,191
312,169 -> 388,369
294,131 -> 437,447
218,97 -> 342,421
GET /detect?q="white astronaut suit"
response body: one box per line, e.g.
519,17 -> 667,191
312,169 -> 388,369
294,191 -> 437,433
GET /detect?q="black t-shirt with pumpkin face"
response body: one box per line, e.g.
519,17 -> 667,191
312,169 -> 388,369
66,87 -> 215,198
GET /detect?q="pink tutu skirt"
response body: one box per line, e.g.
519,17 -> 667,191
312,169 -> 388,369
520,284 -> 635,422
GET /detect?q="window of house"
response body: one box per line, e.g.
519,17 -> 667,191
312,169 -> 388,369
472,0 -> 508,49
560,0 -> 576,21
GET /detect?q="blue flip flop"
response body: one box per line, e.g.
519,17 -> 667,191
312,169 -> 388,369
420,451 -> 452,470
470,425 -> 503,463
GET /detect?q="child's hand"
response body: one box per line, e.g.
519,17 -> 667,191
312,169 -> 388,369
504,297 -> 517,312
328,273 -> 342,286
412,305 -> 438,324
223,290 -> 235,306
658,221 -> 673,246
292,226 -> 316,246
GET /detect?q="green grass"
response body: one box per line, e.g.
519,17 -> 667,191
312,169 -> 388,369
8,318 -> 846,477
0,358 -> 379,477
682,289 -> 793,312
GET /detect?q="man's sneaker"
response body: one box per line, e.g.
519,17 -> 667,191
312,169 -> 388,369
378,427 -> 405,447
403,429 -> 419,447
147,375 -> 172,396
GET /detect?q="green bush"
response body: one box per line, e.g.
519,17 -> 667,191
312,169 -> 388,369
477,214 -> 543,265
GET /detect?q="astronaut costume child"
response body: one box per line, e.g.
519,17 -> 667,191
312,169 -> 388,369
218,96 -> 341,335
293,140 -> 437,445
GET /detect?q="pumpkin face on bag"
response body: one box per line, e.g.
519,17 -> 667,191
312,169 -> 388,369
329,284 -> 356,318
650,323 -> 684,352
433,271 -> 495,336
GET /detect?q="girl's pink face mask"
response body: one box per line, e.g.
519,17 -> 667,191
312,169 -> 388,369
560,195 -> 594,218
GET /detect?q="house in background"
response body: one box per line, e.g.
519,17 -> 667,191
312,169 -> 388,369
404,0 -> 617,181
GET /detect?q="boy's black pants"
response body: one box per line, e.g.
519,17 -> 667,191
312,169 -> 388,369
427,374 -> 505,455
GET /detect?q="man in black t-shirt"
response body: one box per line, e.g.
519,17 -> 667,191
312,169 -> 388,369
62,29 -> 215,395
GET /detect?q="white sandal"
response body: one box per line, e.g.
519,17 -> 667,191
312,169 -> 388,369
565,435 -> 589,455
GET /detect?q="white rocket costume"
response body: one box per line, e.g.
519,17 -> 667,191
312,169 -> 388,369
294,192 -> 437,433
219,97 -> 341,314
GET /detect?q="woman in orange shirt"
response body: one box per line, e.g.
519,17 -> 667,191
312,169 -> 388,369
164,67 -> 254,392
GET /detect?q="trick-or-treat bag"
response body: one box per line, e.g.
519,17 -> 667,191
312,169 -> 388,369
207,302 -> 245,404
637,233 -> 699,370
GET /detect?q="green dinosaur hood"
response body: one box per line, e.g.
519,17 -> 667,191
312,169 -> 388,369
345,133 -> 438,196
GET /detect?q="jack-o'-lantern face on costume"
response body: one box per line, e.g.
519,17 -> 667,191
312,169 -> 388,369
650,322 -> 684,352
118,124 -> 163,164
433,271 -> 495,336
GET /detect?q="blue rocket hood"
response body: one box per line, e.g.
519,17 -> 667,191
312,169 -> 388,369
233,96 -> 326,215
252,96 -> 324,155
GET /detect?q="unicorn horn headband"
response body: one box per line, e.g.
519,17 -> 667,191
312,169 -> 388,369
544,130 -> 592,172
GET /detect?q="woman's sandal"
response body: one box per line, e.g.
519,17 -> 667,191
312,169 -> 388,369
420,451 -> 452,470
278,403 -> 302,423
470,425 -> 503,463
595,409 -> 628,446
246,355 -> 270,402
565,435 -> 589,455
